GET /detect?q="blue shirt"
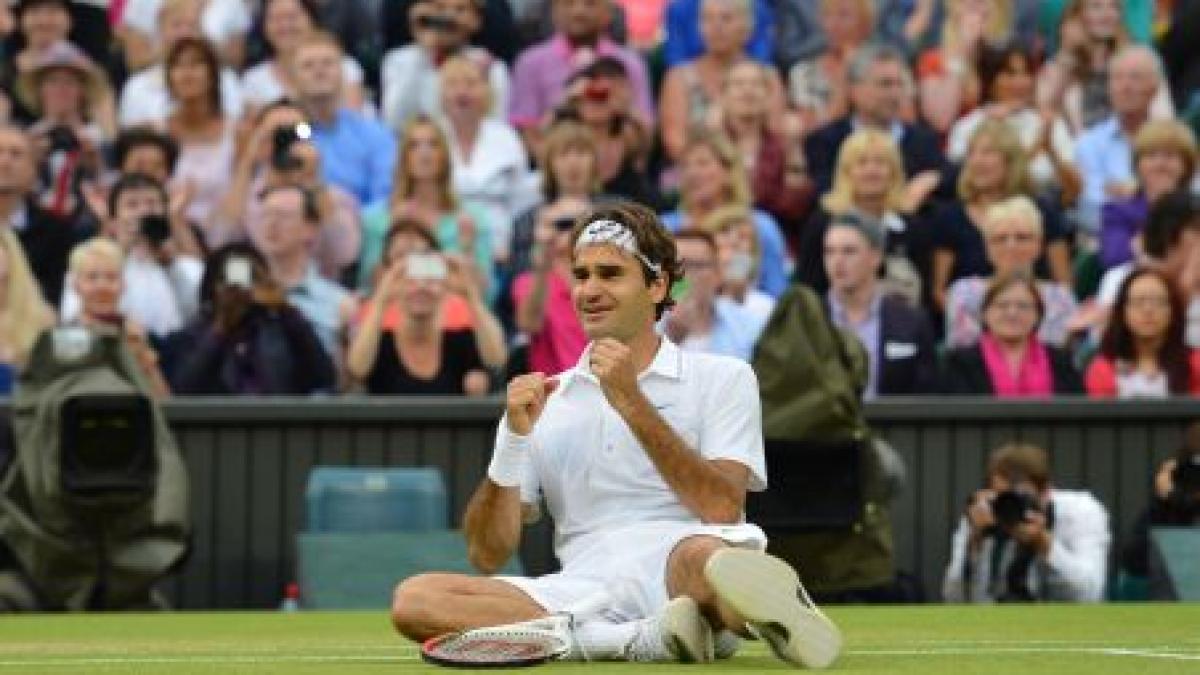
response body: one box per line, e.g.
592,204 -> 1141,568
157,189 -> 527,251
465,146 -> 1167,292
664,0 -> 773,67
287,265 -> 350,359
311,109 -> 396,208
661,208 -> 789,298
1075,117 -> 1133,236
674,297 -> 768,362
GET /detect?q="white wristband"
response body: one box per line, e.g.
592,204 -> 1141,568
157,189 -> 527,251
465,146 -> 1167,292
487,427 -> 531,488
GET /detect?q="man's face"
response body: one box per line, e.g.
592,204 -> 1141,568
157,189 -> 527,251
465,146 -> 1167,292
852,60 -> 907,123
121,146 -> 171,183
699,0 -> 751,56
0,129 -> 34,195
824,226 -> 880,295
109,186 -> 166,247
675,237 -> 720,304
158,4 -> 203,49
292,43 -> 343,101
571,244 -> 665,342
19,2 -> 71,48
73,253 -> 124,318
554,0 -> 610,42
1109,52 -> 1160,117
257,189 -> 315,258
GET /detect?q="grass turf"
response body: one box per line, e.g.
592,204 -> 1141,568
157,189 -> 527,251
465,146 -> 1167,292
0,604 -> 1198,673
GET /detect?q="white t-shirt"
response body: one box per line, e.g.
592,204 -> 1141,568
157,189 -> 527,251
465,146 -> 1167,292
121,0 -> 252,47
60,252 -> 205,337
239,57 -> 364,110
445,118 -> 530,258
501,337 -> 767,567
119,64 -> 244,126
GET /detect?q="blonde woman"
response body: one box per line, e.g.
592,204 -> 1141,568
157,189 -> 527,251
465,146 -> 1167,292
699,204 -> 775,323
944,197 -> 1078,349
931,121 -> 1073,311
795,128 -> 920,300
917,0 -> 1014,135
660,131 -> 788,296
358,116 -> 495,299
0,230 -> 55,390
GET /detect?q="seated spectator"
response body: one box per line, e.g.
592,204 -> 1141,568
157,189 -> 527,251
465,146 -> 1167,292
291,32 -> 394,209
1073,45 -> 1173,237
163,242 -> 335,395
804,44 -> 946,205
660,131 -> 788,297
361,116 -> 495,297
943,442 -> 1110,602
1121,423 -> 1200,579
1100,120 -> 1197,269
659,0 -> 784,162
663,230 -> 767,361
385,0 -> 518,66
0,227 -> 54,390
66,236 -> 171,398
1035,0 -> 1152,55
509,0 -> 653,153
945,196 -> 1078,349
796,128 -> 924,302
1038,0 -> 1171,136
347,224 -> 504,395
551,57 -> 657,208
111,126 -> 179,184
250,184 -> 354,361
6,0 -> 73,87
787,0 -> 874,134
715,60 -> 812,228
664,0 -> 772,67
163,37 -> 236,228
16,41 -> 113,222
512,208 -> 587,376
940,272 -> 1084,396
0,124 -> 75,307
118,0 -> 251,71
118,0 -> 243,127
1086,268 -> 1200,397
61,173 -> 203,337
917,0 -> 1014,136
382,0 -> 509,133
824,212 -> 938,397
932,121 -> 1072,312
210,101 -> 361,278
698,205 -> 774,322
240,0 -> 364,111
947,43 -> 1079,203
439,55 -> 529,262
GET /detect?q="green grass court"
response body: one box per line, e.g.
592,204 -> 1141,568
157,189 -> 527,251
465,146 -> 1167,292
1,605 -> 1198,673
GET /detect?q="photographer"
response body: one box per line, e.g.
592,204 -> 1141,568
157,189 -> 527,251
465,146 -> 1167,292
163,242 -> 334,395
381,0 -> 509,134
943,443 -> 1111,603
60,172 -> 203,338
1121,423 -> 1200,578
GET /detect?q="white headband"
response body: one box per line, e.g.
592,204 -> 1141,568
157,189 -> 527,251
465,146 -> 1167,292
574,219 -> 663,276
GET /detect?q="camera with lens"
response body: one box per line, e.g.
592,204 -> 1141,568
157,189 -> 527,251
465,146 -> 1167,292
46,125 -> 81,153
1168,451 -> 1200,516
417,13 -> 458,32
138,215 -> 171,247
271,123 -> 312,171
988,489 -> 1042,533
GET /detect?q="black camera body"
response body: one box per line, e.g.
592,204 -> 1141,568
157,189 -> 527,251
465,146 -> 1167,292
990,489 -> 1041,531
271,124 -> 311,171
46,125 -> 81,153
139,215 -> 171,247
1168,452 -> 1200,514
417,13 -> 458,32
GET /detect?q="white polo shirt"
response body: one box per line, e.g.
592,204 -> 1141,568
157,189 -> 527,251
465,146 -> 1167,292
498,337 -> 767,567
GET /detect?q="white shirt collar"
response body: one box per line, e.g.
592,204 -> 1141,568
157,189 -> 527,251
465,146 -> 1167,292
560,334 -> 684,392
5,203 -> 29,232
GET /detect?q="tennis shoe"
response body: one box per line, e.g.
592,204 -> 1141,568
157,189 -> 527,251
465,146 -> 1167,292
624,596 -> 714,663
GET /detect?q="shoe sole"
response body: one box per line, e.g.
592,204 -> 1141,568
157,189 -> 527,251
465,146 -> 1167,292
704,549 -> 842,669
661,596 -> 715,663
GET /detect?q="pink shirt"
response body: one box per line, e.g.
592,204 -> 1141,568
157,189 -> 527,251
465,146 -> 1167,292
513,270 -> 587,376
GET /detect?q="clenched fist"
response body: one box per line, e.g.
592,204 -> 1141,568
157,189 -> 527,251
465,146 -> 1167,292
505,373 -> 559,436
589,339 -> 642,414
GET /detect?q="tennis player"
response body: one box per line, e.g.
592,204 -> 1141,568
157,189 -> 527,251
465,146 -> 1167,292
391,202 -> 841,667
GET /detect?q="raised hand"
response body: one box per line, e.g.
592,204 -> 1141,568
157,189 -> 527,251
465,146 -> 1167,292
589,338 -> 641,413
505,373 -> 559,436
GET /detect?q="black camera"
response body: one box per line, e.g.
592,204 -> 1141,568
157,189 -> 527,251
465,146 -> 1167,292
46,125 -> 80,153
417,13 -> 458,32
990,490 -> 1041,530
271,123 -> 312,171
139,215 -> 171,247
1168,452 -> 1200,511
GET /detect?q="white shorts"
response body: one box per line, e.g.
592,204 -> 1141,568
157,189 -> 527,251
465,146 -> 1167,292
495,522 -> 766,623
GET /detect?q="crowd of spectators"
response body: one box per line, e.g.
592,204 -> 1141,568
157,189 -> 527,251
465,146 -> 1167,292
0,0 -> 1199,401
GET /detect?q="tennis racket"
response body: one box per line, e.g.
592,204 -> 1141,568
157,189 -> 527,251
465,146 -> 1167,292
420,624 -> 570,668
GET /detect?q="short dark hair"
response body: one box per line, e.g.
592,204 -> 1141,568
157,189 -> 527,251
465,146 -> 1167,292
1142,190 -> 1200,259
257,0 -> 323,58
977,42 -> 1037,105
199,242 -> 270,312
259,184 -> 321,223
107,172 -> 167,217
569,201 -> 682,320
1101,267 -> 1192,394
165,37 -> 224,114
384,218 -> 440,258
988,443 -> 1051,491
112,127 -> 180,174
981,270 -> 1045,327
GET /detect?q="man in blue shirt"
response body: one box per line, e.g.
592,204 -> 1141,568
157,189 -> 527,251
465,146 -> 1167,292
291,32 -> 395,209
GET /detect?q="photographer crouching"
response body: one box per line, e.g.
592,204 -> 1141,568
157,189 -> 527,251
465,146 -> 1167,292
943,443 -> 1111,603
1121,422 -> 1200,582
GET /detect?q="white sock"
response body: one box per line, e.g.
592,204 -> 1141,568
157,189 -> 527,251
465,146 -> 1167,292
570,619 -> 640,661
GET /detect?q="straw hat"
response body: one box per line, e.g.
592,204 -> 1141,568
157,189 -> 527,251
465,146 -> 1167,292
15,41 -> 109,116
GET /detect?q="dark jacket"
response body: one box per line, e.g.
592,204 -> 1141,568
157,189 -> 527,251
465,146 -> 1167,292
1162,0 -> 1200,113
939,344 -> 1084,396
822,293 -> 938,396
14,200 -> 77,309
163,306 -> 335,395
803,116 -> 950,197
